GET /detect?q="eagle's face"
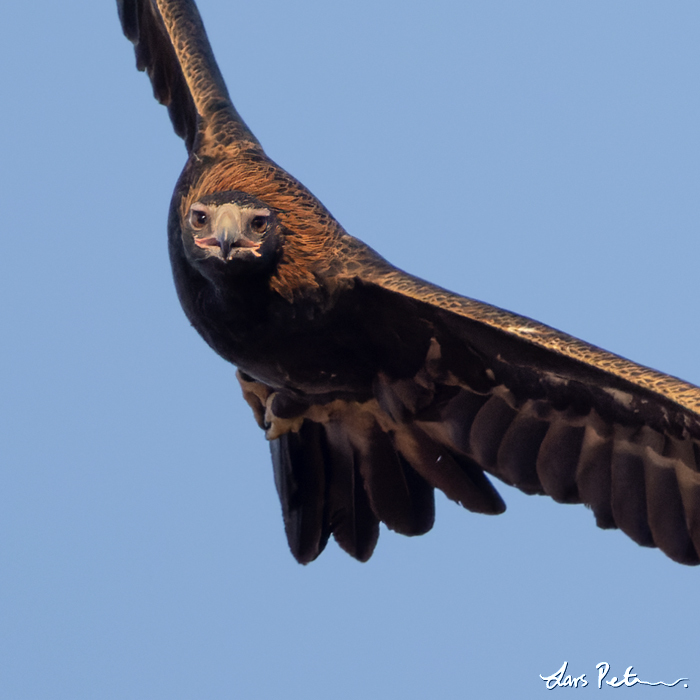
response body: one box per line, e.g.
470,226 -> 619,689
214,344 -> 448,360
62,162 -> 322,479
181,191 -> 281,277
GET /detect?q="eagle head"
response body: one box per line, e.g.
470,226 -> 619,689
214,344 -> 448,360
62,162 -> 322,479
181,190 -> 281,277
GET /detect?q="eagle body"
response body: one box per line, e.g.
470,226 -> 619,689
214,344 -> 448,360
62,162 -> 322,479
168,158 -> 409,395
120,0 -> 700,565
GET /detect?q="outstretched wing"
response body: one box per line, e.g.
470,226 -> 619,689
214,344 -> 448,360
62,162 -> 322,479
118,0 -> 258,153
260,255 -> 700,565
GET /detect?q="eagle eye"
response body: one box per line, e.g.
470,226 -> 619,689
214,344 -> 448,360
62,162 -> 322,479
250,215 -> 269,234
190,208 -> 208,229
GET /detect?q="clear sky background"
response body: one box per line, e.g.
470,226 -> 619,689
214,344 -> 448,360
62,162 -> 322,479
2,1 -> 700,698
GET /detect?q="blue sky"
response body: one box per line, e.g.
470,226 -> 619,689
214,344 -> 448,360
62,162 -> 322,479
2,1 -> 699,697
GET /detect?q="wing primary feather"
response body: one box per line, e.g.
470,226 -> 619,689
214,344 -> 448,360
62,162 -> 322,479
495,407 -> 548,495
119,0 -> 259,151
356,423 -> 436,536
536,419 -> 585,503
676,467 -> 700,561
575,419 -> 616,529
644,450 -> 699,564
468,395 -> 518,476
153,0 -> 259,149
391,425 -> 505,515
665,438 -> 700,561
610,427 -> 655,547
118,0 -> 198,148
117,0 -> 138,40
417,390 -> 491,457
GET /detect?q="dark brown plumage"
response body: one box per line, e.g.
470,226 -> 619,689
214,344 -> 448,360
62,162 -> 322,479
119,0 -> 700,565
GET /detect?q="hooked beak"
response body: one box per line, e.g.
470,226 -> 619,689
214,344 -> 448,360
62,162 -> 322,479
193,205 -> 262,259
215,208 -> 242,259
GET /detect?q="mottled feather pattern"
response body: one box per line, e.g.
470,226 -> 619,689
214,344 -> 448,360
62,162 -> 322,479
120,0 -> 700,565
154,0 -> 259,152
118,0 -> 198,147
370,267 -> 700,421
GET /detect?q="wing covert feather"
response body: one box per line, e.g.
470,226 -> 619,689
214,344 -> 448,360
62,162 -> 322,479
364,264 -> 700,421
